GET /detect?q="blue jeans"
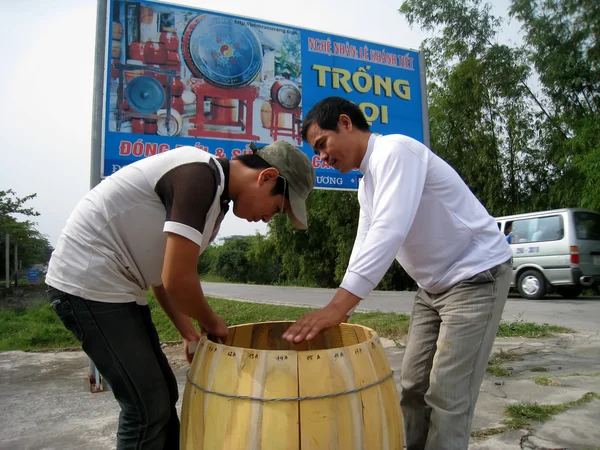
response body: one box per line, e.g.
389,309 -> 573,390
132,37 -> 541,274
47,287 -> 179,450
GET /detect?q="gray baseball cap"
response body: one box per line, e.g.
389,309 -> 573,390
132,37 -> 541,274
256,141 -> 316,230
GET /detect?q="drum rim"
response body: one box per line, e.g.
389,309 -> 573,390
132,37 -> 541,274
125,75 -> 165,114
271,81 -> 302,109
182,14 -> 263,89
200,320 -> 379,352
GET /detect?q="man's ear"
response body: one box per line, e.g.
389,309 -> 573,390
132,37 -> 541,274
338,114 -> 353,132
257,167 -> 279,186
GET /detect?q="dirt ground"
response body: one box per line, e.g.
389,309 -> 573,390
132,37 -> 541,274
161,341 -> 193,369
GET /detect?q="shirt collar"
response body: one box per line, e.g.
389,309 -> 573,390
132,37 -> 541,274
359,133 -> 378,173
216,158 -> 231,208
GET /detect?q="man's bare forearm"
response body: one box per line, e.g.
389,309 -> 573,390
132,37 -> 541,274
159,277 -> 218,329
151,284 -> 201,340
330,287 -> 362,316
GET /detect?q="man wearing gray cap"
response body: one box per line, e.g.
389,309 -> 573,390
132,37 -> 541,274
45,141 -> 315,449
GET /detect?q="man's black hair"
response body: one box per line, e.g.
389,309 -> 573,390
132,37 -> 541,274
232,147 -> 287,198
301,96 -> 370,142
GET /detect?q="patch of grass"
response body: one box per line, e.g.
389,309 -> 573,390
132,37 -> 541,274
0,301 -> 79,351
559,372 -> 600,378
503,392 -> 600,429
533,376 -> 551,386
487,349 -> 523,377
492,349 -> 524,363
533,376 -> 561,386
148,295 -> 323,343
0,293 -> 410,351
0,288 -> 572,351
530,366 -> 549,372
149,292 -> 411,343
209,298 -> 318,326
505,402 -> 567,428
348,311 -> 410,342
497,321 -> 574,338
199,273 -> 229,283
503,415 -> 531,429
487,365 -> 511,377
470,426 -> 508,438
272,279 -> 317,287
572,392 -> 600,406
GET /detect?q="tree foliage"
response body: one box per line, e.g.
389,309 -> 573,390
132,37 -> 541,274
201,192 -> 416,291
509,0 -> 600,210
399,0 -> 600,214
0,190 -> 51,279
213,237 -> 255,283
0,190 -> 39,230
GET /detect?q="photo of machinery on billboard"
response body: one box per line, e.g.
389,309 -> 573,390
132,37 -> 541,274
102,0 -> 426,190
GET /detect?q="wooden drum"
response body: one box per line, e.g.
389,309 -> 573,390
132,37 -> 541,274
181,321 -> 403,450
210,98 -> 238,124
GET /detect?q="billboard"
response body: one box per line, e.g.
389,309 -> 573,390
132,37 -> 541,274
100,0 -> 427,190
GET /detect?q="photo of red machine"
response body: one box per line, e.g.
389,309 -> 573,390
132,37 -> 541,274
107,1 -> 303,146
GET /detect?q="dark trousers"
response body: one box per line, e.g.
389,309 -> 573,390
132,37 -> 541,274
47,287 -> 179,450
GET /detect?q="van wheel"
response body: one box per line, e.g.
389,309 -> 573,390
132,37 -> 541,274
517,270 -> 547,299
556,286 -> 583,298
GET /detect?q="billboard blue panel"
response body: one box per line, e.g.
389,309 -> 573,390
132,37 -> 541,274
102,0 -> 426,190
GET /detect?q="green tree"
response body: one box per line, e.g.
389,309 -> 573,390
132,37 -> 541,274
7,219 -> 52,269
509,0 -> 600,210
399,0 -> 599,214
246,234 -> 282,285
267,190 -> 359,287
0,190 -> 49,285
400,0 -> 553,216
197,244 -> 218,276
265,190 -> 416,290
213,237 -> 256,283
0,190 -> 39,227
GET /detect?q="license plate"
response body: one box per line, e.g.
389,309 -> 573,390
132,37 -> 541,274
594,255 -> 600,265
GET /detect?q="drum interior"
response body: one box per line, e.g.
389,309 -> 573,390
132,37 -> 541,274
210,322 -> 375,351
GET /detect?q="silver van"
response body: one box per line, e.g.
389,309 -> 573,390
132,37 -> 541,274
495,208 -> 600,299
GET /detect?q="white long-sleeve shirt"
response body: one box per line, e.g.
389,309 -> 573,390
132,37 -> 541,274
340,134 -> 513,298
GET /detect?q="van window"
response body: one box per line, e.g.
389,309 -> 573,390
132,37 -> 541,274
574,211 -> 600,240
511,215 -> 564,243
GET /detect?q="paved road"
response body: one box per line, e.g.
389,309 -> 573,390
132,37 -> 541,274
202,282 -> 600,331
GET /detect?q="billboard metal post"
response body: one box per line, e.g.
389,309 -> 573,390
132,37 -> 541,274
88,0 -> 109,393
91,0 -> 108,190
419,50 -> 431,148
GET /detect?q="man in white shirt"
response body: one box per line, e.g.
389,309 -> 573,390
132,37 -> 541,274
283,96 -> 512,450
46,141 -> 315,450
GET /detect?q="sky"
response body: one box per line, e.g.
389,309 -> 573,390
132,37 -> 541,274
0,0 -> 521,248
